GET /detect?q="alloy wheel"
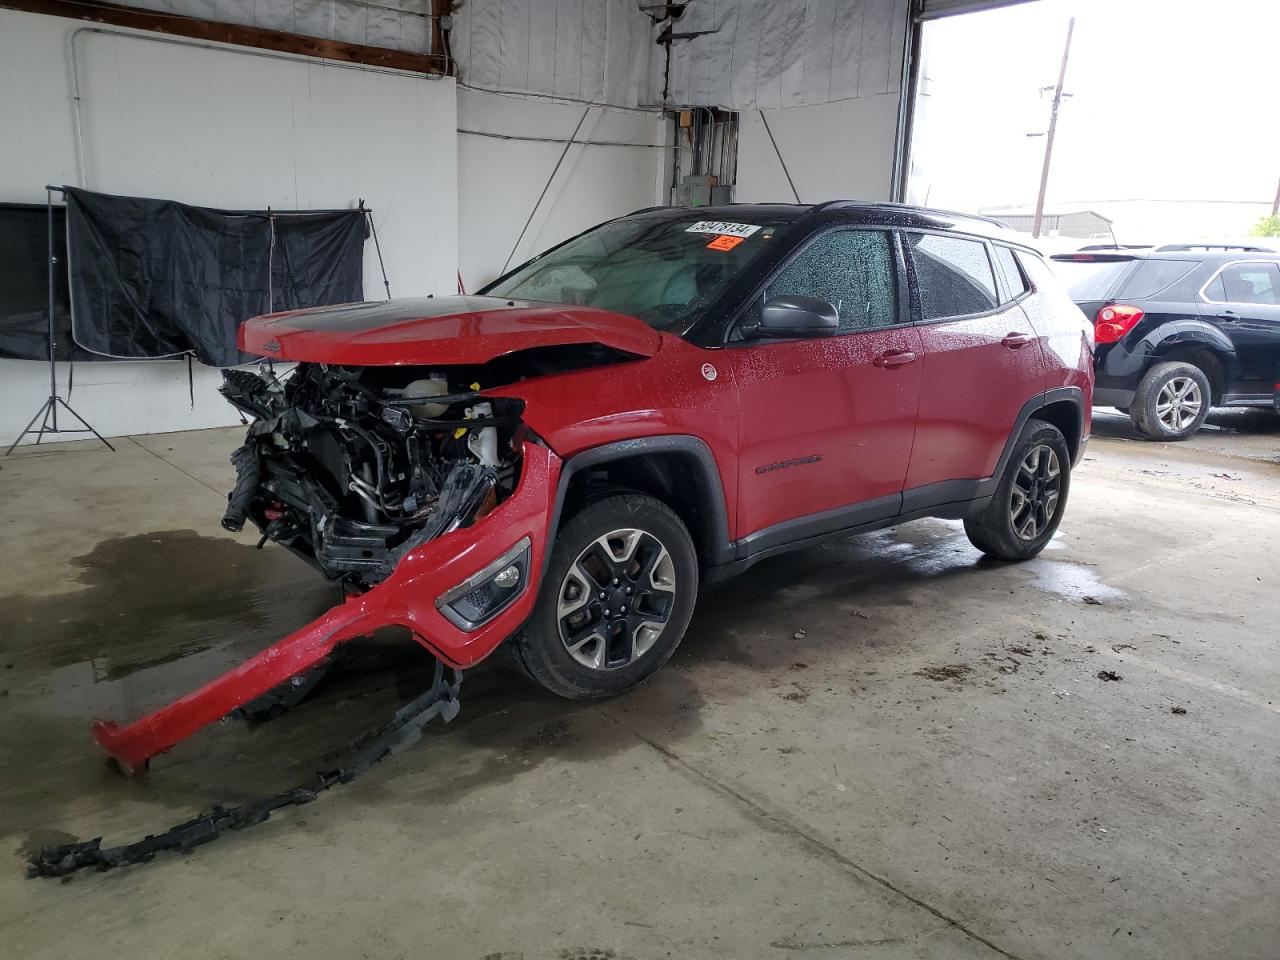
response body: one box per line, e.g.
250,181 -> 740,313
1155,376 -> 1203,433
557,528 -> 677,671
1009,444 -> 1062,541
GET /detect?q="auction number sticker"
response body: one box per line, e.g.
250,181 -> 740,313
685,221 -> 762,238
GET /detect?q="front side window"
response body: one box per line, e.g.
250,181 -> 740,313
907,233 -> 998,320
484,215 -> 792,332
762,229 -> 898,333
1203,262 -> 1280,305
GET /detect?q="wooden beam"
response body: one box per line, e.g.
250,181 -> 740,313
0,0 -> 448,75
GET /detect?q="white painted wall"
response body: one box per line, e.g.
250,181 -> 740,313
456,88 -> 667,290
0,10 -> 457,445
736,95 -> 902,204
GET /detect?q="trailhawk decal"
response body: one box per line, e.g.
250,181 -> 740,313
685,221 -> 762,238
755,455 -> 823,475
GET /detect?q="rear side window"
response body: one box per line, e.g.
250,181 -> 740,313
907,233 -> 998,319
1203,262 -> 1280,305
1116,259 -> 1198,300
994,245 -> 1028,301
764,229 -> 898,332
1016,249 -> 1067,296
1050,257 -> 1133,300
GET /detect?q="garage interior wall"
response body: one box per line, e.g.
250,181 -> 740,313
659,0 -> 910,204
0,7 -> 670,446
456,88 -> 667,290
1,0 -> 938,445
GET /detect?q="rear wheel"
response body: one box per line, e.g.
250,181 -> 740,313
512,492 -> 698,700
964,418 -> 1071,561
1131,361 -> 1211,440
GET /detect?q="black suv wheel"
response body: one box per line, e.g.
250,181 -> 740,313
1131,361 -> 1211,440
512,492 -> 698,700
964,418 -> 1071,561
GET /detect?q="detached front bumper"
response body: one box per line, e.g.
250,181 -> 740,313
94,441 -> 562,774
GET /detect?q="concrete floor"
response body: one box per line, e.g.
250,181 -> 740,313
1,407 -> 1278,959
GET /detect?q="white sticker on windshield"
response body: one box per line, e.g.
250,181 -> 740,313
685,221 -> 762,238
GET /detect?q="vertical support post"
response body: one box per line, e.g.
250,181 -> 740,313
47,186 -> 59,432
1031,17 -> 1075,239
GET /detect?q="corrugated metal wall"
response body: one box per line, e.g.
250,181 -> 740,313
450,0 -> 654,108
124,0 -> 435,53
659,0 -> 910,109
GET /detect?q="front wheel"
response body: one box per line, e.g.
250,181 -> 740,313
511,492 -> 698,700
964,418 -> 1071,561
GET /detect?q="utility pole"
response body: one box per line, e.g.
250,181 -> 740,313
1271,175 -> 1279,217
1031,18 -> 1075,239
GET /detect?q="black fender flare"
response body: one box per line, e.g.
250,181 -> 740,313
981,386 -> 1088,498
545,435 -> 735,573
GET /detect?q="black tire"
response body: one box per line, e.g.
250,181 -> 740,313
964,418 -> 1071,562
1130,361 -> 1211,440
512,492 -> 698,700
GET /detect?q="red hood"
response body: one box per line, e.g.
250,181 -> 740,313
239,296 -> 662,365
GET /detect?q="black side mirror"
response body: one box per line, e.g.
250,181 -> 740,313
747,295 -> 840,339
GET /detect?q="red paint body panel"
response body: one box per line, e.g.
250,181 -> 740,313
239,296 -> 661,365
906,304 -> 1045,489
727,327 -> 922,535
93,442 -> 561,772
503,334 -> 744,536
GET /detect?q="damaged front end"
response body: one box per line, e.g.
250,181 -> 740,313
92,361 -> 563,775
219,362 -> 524,586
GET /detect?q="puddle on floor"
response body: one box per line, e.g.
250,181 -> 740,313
0,529 -> 337,684
1023,557 -> 1126,602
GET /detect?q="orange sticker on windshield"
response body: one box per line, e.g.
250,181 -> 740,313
707,235 -> 744,252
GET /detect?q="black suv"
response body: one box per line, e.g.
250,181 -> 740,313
1053,248 -> 1280,439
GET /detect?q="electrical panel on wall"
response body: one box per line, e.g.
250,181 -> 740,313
669,108 -> 738,207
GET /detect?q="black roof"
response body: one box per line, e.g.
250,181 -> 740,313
628,201 -> 1023,245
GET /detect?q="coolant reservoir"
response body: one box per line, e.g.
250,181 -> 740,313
401,377 -> 450,418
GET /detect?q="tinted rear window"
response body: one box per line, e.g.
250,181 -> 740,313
1117,259 -> 1198,299
1051,258 -> 1132,300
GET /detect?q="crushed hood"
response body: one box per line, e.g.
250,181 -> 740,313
239,296 -> 662,365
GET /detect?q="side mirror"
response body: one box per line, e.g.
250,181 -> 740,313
749,295 -> 839,339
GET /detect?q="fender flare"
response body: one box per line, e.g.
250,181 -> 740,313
545,435 -> 735,571
1143,318 -> 1235,359
982,386 -> 1087,496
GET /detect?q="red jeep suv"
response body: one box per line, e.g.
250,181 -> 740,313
94,202 -> 1093,771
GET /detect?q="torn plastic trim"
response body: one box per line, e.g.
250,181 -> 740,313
91,441 -> 562,774
32,662 -> 462,879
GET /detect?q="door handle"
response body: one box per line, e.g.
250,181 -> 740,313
1220,311 -> 1239,322
873,349 -> 917,368
1001,332 -> 1035,349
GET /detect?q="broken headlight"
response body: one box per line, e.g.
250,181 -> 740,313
436,536 -> 531,630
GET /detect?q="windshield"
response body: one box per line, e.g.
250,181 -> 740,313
484,215 -> 793,331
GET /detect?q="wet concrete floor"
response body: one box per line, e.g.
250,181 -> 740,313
1,418 -> 1278,959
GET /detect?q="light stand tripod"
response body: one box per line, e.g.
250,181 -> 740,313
4,186 -> 114,456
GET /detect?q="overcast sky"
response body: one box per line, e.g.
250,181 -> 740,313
909,0 -> 1280,212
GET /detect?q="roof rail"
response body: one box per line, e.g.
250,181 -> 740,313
1153,242 -> 1274,253
814,199 -> 1011,229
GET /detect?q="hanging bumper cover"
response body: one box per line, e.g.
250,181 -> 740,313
92,441 -> 561,774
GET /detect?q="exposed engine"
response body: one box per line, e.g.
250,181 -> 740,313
219,363 -> 525,587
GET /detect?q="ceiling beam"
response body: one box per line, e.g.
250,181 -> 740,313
0,0 -> 448,75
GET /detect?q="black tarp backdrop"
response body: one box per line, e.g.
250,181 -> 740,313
0,203 -> 94,362
64,187 -> 369,366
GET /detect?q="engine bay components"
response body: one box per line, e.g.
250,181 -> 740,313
218,363 -> 525,587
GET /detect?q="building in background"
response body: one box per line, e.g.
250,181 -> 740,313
981,199 -> 1275,247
